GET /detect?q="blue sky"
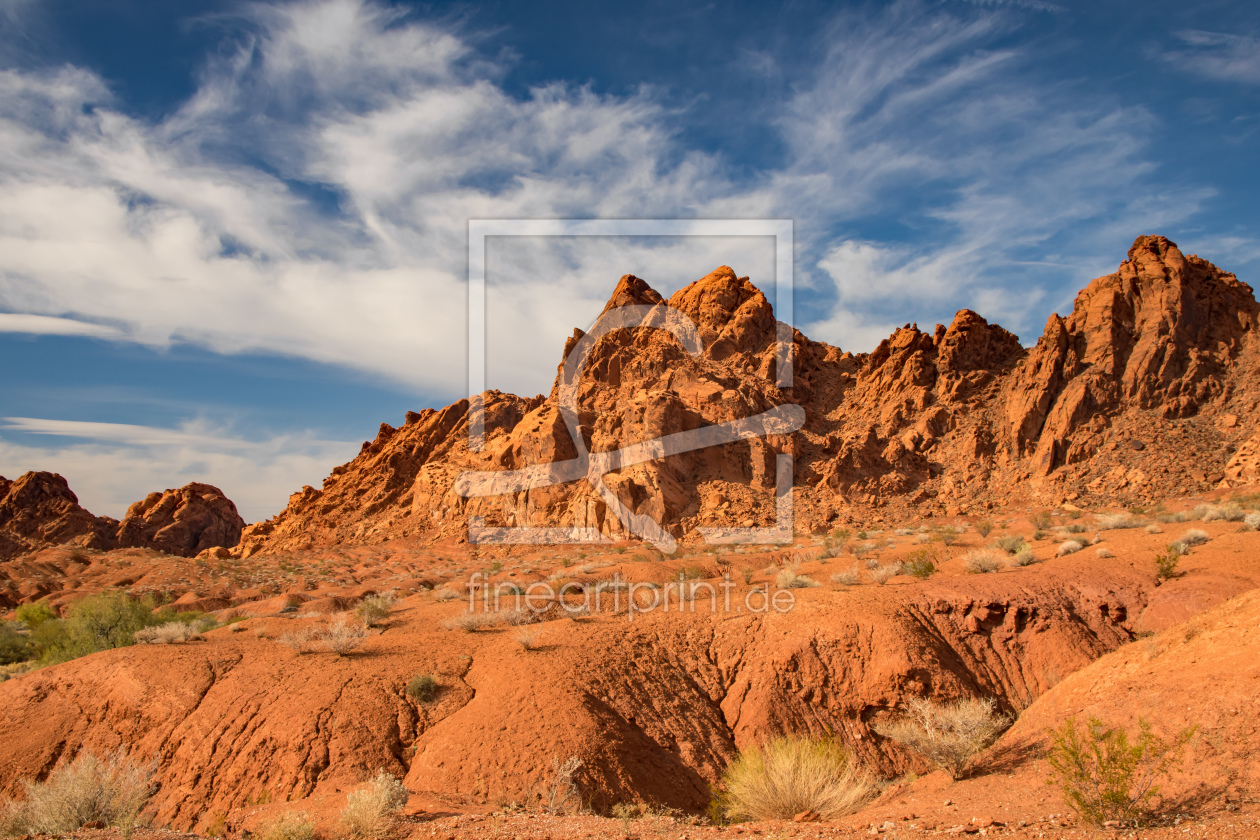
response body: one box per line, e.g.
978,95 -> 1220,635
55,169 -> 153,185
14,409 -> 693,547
0,0 -> 1257,521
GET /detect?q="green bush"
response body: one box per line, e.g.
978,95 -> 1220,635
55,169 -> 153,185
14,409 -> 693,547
15,602 -> 56,630
0,623 -> 34,665
903,550 -> 936,580
406,674 -> 439,703
1153,545 -> 1182,581
1046,716 -> 1195,827
31,593 -> 165,667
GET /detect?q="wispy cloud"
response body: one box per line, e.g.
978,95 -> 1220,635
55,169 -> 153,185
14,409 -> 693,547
0,314 -> 123,337
1165,30 -> 1260,86
0,418 -> 355,520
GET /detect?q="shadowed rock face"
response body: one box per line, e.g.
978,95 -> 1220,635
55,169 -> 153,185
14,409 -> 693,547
0,472 -> 118,559
116,483 -> 246,557
238,235 -> 1260,555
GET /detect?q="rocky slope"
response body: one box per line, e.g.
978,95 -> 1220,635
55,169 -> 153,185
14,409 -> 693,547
0,473 -> 245,561
241,235 -> 1260,556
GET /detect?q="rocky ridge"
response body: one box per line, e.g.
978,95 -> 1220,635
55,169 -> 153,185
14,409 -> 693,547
240,235 -> 1260,555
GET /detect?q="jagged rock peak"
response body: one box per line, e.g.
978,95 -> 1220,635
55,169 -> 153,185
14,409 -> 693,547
599,274 -> 666,316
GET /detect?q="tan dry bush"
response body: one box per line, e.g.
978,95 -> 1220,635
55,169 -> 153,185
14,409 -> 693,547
433,587 -> 460,602
1246,512 -> 1260,531
277,628 -> 313,655
314,614 -> 367,656
1199,504 -> 1245,523
254,812 -> 316,840
515,628 -> 540,651
134,621 -> 201,645
1009,547 -> 1036,567
338,771 -> 409,840
1056,540 -> 1084,557
0,749 -> 152,837
356,594 -> 394,628
830,567 -> 860,587
1180,529 -> 1209,547
776,567 -> 820,589
875,697 -> 1011,779
963,548 -> 1003,574
545,756 -> 584,815
718,736 -> 875,821
1096,547 -> 1114,558
1095,513 -> 1144,531
869,563 -> 903,585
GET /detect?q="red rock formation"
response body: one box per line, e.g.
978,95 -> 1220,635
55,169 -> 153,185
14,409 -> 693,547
240,235 -> 1260,554
116,483 -> 246,558
0,472 -> 117,559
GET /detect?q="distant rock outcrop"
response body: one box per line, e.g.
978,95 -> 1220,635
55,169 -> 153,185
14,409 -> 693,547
231,236 -> 1260,553
0,473 -> 244,560
116,483 -> 246,557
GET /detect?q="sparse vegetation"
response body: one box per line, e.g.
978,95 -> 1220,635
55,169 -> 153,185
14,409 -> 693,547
1154,544 -> 1183,581
1145,524 -> 1163,534
356,594 -> 394,627
1096,547 -> 1114,559
776,567 -> 820,589
545,756 -> 584,815
314,614 -> 367,656
338,771 -> 409,839
0,749 -> 152,837
254,812 -> 315,840
1199,504 -> 1245,523
1179,529 -> 1209,547
716,735 -> 876,822
1096,513 -> 1143,530
277,628 -> 313,655
1056,540 -> 1084,557
1246,512 -> 1260,531
1046,716 -> 1195,827
1010,547 -> 1036,567
963,548 -> 1003,574
30,593 -> 168,667
830,567 -> 860,587
869,563 -> 903,585
133,621 -> 202,645
993,534 -> 1026,554
903,550 -> 936,580
515,628 -> 540,650
974,520 -> 994,537
931,526 -> 960,546
875,697 -> 1011,779
406,674 -> 439,703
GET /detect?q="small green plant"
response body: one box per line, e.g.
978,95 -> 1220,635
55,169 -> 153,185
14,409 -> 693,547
974,520 -> 994,538
356,594 -> 394,628
1046,716 -> 1195,827
903,550 -> 936,580
716,735 -> 875,821
1154,545 -> 1183,581
406,674 -> 439,703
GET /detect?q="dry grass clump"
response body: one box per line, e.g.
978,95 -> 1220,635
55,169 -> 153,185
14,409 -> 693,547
406,674 -> 439,703
133,621 -> 201,645
277,628 -> 313,655
254,812 -> 315,840
776,567 -> 821,589
1056,540 -> 1084,557
356,594 -> 394,628
1198,504 -> 1245,523
338,771 -> 409,840
0,749 -> 152,837
830,566 -> 860,587
963,548 -> 1003,574
1246,512 -> 1260,531
1096,547 -> 1114,558
314,614 -> 367,656
1144,524 -> 1163,534
1179,529 -> 1210,547
875,697 -> 1011,779
1010,547 -> 1037,567
993,534 -> 1026,554
869,563 -> 903,585
1095,513 -> 1143,530
718,736 -> 876,821
515,628 -> 540,651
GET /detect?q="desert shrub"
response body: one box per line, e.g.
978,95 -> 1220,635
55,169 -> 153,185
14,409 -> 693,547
993,535 -> 1026,554
133,621 -> 201,645
313,614 -> 367,656
439,612 -> 504,632
875,697 -> 1011,779
903,551 -> 936,580
1046,716 -> 1195,827
973,520 -> 994,538
406,674 -> 439,703
1154,545 -> 1183,581
850,542 -> 876,559
1245,512 -> 1260,531
717,736 -> 875,822
1096,513 -> 1142,530
1179,529 -> 1209,547
1030,510 -> 1053,530
963,549 -> 1003,574
776,568 -> 820,589
1096,547 -> 1114,559
277,628 -> 313,655
0,749 -> 152,836
1056,540 -> 1084,557
31,593 -> 164,666
15,602 -> 55,629
515,628 -> 540,650
433,587 -> 459,602
545,756 -> 584,815
869,563 -> 903,585
830,567 -> 860,587
1010,547 -> 1036,567
254,812 -> 315,840
338,771 -> 409,839
0,622 -> 34,665
931,526 -> 960,546
1199,504 -> 1245,523
1145,524 -> 1163,534
1063,523 -> 1087,534
739,567 -> 754,585
356,594 -> 394,628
